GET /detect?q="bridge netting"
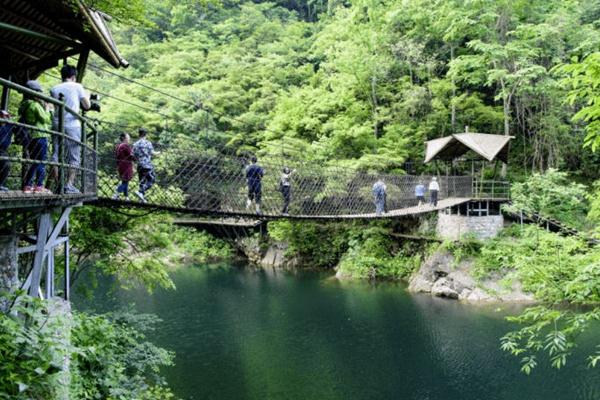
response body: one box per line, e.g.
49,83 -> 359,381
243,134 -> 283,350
95,140 -> 477,219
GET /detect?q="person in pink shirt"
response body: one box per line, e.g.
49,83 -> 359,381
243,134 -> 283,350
112,133 -> 134,201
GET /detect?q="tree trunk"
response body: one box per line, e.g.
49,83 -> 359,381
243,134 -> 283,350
371,75 -> 379,138
450,46 -> 456,132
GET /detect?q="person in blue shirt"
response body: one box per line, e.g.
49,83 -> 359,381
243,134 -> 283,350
245,156 -> 264,215
415,181 -> 426,208
372,179 -> 387,216
0,110 -> 13,191
132,128 -> 159,203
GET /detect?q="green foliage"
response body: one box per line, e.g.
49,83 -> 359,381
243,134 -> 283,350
268,220 -> 349,268
0,295 -> 68,400
70,309 -> 175,399
71,207 -> 231,292
456,224 -> 600,372
80,0 -> 600,176
0,296 -> 175,399
558,52 -> 600,152
504,169 -> 588,229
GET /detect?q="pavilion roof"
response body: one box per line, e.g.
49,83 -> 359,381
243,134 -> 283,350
424,133 -> 513,163
0,0 -> 128,81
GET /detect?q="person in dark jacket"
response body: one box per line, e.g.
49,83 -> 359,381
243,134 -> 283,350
0,110 -> 13,191
245,156 -> 264,215
113,133 -> 134,200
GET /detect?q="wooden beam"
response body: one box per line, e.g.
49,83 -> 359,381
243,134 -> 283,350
76,48 -> 90,82
0,21 -> 80,47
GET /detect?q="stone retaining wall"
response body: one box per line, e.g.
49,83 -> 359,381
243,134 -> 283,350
436,213 -> 504,240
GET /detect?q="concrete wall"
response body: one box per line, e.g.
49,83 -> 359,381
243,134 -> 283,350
437,213 -> 504,241
0,235 -> 18,311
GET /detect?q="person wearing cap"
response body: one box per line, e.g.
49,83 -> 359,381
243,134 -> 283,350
50,64 -> 90,194
0,110 -> 13,191
19,80 -> 52,194
132,128 -> 159,203
428,177 -> 440,207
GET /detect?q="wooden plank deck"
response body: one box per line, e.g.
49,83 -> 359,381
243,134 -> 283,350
92,197 -> 471,221
0,190 -> 95,210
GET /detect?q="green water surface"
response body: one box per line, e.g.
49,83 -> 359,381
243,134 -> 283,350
76,264 -> 600,400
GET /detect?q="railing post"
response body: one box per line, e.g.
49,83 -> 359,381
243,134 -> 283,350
94,128 -> 98,194
57,95 -> 65,194
81,121 -> 86,193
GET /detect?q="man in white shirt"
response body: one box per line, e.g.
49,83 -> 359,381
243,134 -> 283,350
428,177 -> 440,207
50,65 -> 90,194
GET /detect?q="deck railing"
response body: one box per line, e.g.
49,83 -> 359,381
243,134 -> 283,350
472,179 -> 510,200
0,77 -> 98,209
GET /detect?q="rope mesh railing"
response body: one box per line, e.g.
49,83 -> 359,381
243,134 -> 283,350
96,144 -> 481,219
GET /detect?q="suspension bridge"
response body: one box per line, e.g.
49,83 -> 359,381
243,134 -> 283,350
0,1 -> 511,303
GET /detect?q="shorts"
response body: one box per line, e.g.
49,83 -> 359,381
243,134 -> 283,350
52,125 -> 81,167
417,195 -> 425,202
248,183 -> 262,203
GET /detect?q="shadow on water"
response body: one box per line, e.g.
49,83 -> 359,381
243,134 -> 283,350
74,264 -> 600,400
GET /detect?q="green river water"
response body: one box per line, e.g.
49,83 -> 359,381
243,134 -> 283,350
75,264 -> 600,400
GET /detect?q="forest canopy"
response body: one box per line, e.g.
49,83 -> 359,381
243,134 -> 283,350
80,0 -> 599,178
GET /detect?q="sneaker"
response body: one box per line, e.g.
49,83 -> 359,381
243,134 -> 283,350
124,196 -> 130,202
23,186 -> 34,194
0,186 -> 8,192
112,193 -> 120,200
65,185 -> 80,194
135,191 -> 146,203
34,186 -> 52,194
246,199 -> 252,210
282,212 -> 289,216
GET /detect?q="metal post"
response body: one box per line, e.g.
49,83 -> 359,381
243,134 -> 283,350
28,213 -> 51,297
64,237 -> 70,301
0,77 -> 10,110
46,247 -> 54,298
57,94 -> 65,194
81,121 -> 86,192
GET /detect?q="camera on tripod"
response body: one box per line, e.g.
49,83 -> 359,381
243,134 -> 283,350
88,93 -> 101,112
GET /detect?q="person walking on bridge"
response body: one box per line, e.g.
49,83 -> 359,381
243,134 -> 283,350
415,180 -> 426,208
279,166 -> 295,216
428,177 -> 439,207
113,133 -> 134,201
372,179 -> 387,216
133,128 -> 159,203
245,156 -> 264,215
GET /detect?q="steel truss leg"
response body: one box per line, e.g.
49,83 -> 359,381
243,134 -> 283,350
24,207 -> 72,299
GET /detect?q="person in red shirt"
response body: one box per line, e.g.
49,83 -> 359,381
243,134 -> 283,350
112,133 -> 134,201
